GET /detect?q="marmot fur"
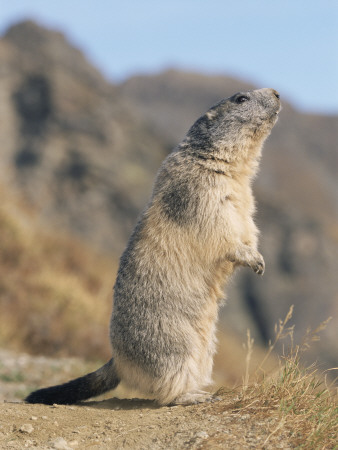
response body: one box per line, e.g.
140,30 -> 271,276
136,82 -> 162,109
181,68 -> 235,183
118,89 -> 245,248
26,88 -> 281,405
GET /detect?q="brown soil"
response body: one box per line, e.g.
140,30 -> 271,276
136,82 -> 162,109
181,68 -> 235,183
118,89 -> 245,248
0,350 -> 293,449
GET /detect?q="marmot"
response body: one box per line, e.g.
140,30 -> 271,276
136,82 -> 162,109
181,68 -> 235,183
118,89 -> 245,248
26,88 -> 281,405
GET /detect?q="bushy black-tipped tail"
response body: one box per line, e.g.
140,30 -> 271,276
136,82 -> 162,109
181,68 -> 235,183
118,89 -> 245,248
25,358 -> 120,405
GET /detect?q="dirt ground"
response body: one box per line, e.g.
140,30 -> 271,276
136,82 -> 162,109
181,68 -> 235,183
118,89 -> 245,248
0,350 -> 293,449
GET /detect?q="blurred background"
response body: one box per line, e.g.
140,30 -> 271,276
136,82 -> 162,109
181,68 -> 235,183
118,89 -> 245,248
0,1 -> 337,393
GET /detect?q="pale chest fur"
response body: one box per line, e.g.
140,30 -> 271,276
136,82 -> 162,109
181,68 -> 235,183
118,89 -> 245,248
199,172 -> 258,257
197,172 -> 259,302
222,175 -> 258,245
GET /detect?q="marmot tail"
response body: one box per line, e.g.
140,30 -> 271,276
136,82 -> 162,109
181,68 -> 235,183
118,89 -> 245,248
25,358 -> 120,405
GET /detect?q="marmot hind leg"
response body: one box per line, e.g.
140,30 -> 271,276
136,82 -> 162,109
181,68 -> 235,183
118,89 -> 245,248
171,390 -> 215,405
152,353 -> 215,405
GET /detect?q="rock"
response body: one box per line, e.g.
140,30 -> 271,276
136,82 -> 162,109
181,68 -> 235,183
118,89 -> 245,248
195,431 -> 209,439
49,437 -> 72,450
19,423 -> 34,434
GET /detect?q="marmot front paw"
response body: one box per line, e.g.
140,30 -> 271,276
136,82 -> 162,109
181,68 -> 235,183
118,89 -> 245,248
250,252 -> 265,275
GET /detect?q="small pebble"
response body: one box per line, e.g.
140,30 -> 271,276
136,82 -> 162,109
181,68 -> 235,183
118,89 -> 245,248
19,424 -> 34,434
195,431 -> 209,439
49,437 -> 72,449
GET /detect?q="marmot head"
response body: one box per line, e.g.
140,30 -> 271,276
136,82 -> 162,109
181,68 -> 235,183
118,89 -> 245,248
186,88 -> 281,162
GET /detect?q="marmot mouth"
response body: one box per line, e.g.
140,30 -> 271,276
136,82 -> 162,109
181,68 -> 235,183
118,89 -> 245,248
272,106 -> 282,118
259,111 -> 279,121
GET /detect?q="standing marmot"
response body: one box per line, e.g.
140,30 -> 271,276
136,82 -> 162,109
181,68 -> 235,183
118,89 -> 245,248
26,88 -> 280,405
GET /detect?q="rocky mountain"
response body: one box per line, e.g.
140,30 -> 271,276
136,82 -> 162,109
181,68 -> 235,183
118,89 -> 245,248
0,21 -> 167,251
0,21 -> 337,370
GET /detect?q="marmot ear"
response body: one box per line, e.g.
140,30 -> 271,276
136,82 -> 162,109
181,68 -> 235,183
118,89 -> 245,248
205,110 -> 218,120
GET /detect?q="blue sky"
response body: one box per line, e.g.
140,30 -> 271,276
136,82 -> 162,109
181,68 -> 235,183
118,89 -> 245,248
1,0 -> 337,114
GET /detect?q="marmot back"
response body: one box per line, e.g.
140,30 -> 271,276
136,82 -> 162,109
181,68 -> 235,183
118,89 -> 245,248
26,88 -> 281,406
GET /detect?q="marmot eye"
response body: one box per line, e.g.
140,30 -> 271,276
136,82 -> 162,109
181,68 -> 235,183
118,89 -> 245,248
236,95 -> 249,104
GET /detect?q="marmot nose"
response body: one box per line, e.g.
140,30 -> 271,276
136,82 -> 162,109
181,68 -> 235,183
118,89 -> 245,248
272,89 -> 280,100
259,88 -> 280,100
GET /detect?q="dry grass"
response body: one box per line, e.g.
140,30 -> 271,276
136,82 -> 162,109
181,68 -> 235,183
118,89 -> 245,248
221,307 -> 338,449
0,188 -> 117,360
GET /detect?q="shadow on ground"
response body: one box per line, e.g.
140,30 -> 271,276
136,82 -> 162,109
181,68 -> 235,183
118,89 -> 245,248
80,397 -> 160,410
